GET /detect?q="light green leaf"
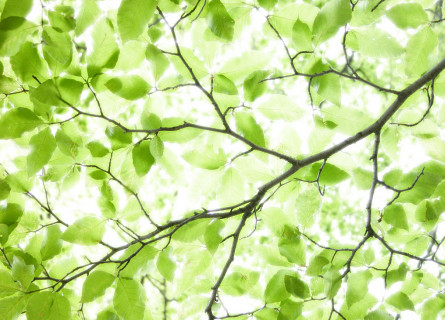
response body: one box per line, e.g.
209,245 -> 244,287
405,27 -> 438,78
421,297 -> 445,320
295,186 -> 321,227
48,7 -> 75,32
81,271 -> 115,303
311,73 -> 341,106
11,256 -> 34,291
183,147 -> 227,170
243,71 -> 268,102
292,20 -> 313,51
0,77 -> 17,94
87,18 -> 120,77
149,135 -> 164,161
383,204 -> 409,231
105,75 -> 150,100
105,126 -> 133,150
0,108 -> 42,139
26,292 -> 71,320
11,42 -> 49,84
312,0 -> 351,44
278,300 -> 303,320
386,292 -> 414,311
87,141 -> 110,158
346,270 -> 371,307
75,0 -> 100,35
206,0 -> 235,41
156,249 -> 176,281
0,293 -> 26,320
221,269 -> 260,296
132,140 -> 155,176
324,266 -> 342,299
0,270 -> 20,296
146,44 -> 170,81
172,220 -> 209,242
0,17 -> 36,57
27,128 -> 57,176
30,80 -> 61,106
1,0 -> 33,19
40,224 -> 63,261
42,26 -> 72,68
235,112 -> 266,147
218,167 -> 244,206
386,263 -> 408,287
278,225 -> 306,265
264,270 -> 291,303
365,310 -> 393,320
117,0 -> 157,42
213,74 -> 238,95
113,278 -> 146,320
306,255 -> 330,276
62,216 -> 105,245
258,0 -> 277,10
256,94 -> 303,121
118,244 -> 158,277
346,28 -> 404,59
387,3 -> 428,29
141,112 -> 162,130
204,219 -> 224,253
310,162 -> 350,186
55,129 -> 79,159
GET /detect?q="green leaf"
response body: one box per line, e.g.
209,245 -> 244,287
0,179 -> 11,200
386,263 -> 408,287
387,3 -> 428,29
365,310 -> 393,320
113,278 -> 146,320
27,128 -> 57,176
258,0 -> 277,10
312,0 -> 351,44
0,203 -> 23,226
218,167 -> 244,206
421,297 -> 445,320
0,77 -> 17,94
346,270 -> 371,307
81,271 -> 115,303
42,26 -> 72,68
149,135 -> 164,161
26,292 -> 71,320
278,300 -> 302,320
324,266 -> 342,299
295,186 -> 321,227
0,17 -> 36,57
132,140 -> 155,176
386,292 -> 414,311
405,27 -> 438,78
346,28 -> 404,59
221,269 -> 260,296
264,270 -> 291,303
278,225 -> 306,265
75,0 -> 101,35
55,129 -> 79,159
105,126 -> 133,150
30,80 -> 61,106
62,216 -> 105,245
172,220 -> 210,242
141,112 -> 162,130
87,141 -> 110,158
40,225 -> 63,261
1,0 -> 33,19
235,112 -> 266,147
292,20 -> 313,52
118,244 -> 158,277
0,293 -> 26,320
48,7 -> 76,32
256,94 -> 303,121
352,168 -> 373,190
117,0 -> 157,41
11,256 -> 34,290
206,0 -> 235,41
11,42 -> 48,84
87,18 -> 120,77
146,44 -> 169,81
310,162 -> 349,186
383,204 -> 409,231
306,255 -> 330,276
284,275 -> 309,299
204,220 -> 224,253
213,74 -> 238,95
183,147 -> 227,170
0,108 -> 42,139
105,75 -> 150,100
311,73 -> 341,105
243,71 -> 268,102
156,249 -> 176,281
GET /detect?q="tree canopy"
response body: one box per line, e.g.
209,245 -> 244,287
1,0 -> 445,319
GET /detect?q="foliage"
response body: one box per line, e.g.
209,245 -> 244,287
0,0 -> 445,319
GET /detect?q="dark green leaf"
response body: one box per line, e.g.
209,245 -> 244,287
284,275 -> 309,299
87,141 -> 109,158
